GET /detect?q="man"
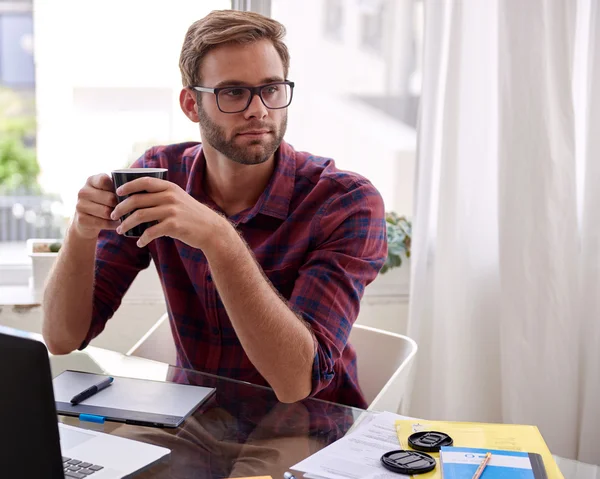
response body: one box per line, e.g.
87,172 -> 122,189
42,10 -> 387,408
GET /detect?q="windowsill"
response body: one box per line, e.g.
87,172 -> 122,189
0,242 -> 30,286
0,285 -> 38,306
0,242 -> 27,263
0,263 -> 31,287
1,243 -> 166,305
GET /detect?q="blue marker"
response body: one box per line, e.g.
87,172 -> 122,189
70,377 -> 114,405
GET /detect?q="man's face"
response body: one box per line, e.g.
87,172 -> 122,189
195,39 -> 288,165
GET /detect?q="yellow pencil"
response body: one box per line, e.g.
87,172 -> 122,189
471,452 -> 492,479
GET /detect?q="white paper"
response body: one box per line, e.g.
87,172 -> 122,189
292,411 -> 413,479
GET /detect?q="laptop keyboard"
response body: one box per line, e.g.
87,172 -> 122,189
62,456 -> 104,478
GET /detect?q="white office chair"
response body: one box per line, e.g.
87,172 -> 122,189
348,324 -> 417,413
127,314 -> 417,413
126,313 -> 177,365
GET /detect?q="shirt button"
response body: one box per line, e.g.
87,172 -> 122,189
207,274 -> 212,282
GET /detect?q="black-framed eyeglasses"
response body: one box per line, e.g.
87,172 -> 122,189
190,80 -> 295,114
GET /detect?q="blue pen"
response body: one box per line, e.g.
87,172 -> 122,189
283,473 -> 297,479
70,377 -> 114,405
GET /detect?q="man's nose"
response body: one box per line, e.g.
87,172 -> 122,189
244,92 -> 268,120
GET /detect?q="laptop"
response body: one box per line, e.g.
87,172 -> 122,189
0,331 -> 171,478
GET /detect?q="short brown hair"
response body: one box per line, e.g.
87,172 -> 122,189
179,10 -> 290,87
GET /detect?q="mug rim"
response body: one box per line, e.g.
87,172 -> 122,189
112,168 -> 168,174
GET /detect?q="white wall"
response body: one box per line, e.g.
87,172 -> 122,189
358,263 -> 410,335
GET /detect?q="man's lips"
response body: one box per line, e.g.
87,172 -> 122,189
237,130 -> 271,136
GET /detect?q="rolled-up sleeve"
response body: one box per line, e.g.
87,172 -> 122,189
79,230 -> 151,349
287,180 -> 387,397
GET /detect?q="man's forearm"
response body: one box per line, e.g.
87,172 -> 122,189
42,227 -> 97,355
205,221 -> 314,403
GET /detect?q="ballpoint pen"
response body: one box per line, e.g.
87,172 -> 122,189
283,472 -> 297,479
70,377 -> 114,405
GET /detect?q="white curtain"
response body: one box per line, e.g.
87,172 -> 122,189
407,0 -> 599,463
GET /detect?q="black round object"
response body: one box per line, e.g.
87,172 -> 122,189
408,431 -> 454,452
381,450 -> 437,475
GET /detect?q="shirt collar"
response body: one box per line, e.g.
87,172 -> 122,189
187,141 -> 296,223
241,140 -> 295,222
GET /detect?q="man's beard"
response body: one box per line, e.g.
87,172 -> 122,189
197,103 -> 287,165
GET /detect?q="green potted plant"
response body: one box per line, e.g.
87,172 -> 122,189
381,212 -> 411,274
28,238 -> 63,300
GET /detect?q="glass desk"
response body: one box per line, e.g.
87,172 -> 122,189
1,325 -> 597,479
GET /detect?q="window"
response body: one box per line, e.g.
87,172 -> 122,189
271,0 -> 423,215
0,0 -> 424,282
323,0 -> 344,40
0,0 -> 230,280
0,11 -> 34,86
0,0 -> 48,268
358,0 -> 385,53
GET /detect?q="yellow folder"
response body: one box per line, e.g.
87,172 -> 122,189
395,419 -> 564,479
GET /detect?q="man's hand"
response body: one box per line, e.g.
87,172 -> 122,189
110,177 -> 228,249
73,174 -> 120,239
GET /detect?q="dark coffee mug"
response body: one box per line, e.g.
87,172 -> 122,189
111,168 -> 168,238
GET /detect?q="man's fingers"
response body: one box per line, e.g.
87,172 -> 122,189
76,212 -> 119,232
136,221 -> 168,248
88,174 -> 115,192
116,177 -> 170,196
76,199 -> 115,221
100,219 -> 120,231
78,187 -> 118,208
111,190 -> 171,220
116,205 -> 172,235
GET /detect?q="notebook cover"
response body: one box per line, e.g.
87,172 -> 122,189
53,370 -> 215,427
440,447 -> 548,479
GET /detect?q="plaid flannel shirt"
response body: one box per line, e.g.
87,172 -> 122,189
82,141 -> 387,408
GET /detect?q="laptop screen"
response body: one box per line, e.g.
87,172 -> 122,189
0,332 -> 64,478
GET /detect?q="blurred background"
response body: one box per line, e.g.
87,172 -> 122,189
0,0 -> 421,273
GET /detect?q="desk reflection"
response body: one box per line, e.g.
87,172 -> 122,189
105,366 -> 359,478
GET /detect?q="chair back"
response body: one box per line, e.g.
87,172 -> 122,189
349,324 -> 418,412
126,313 -> 177,365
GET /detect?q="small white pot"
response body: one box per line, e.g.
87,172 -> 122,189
27,238 -> 61,302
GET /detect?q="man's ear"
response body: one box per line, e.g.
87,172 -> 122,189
180,88 -> 200,122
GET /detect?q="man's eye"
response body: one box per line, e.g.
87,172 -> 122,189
264,86 -> 279,95
223,88 -> 245,97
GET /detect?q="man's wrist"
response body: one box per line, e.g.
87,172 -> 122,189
66,221 -> 99,245
202,216 -> 243,261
